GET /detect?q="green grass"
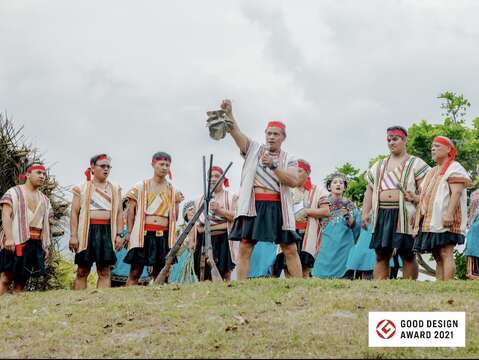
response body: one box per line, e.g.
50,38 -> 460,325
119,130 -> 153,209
0,279 -> 478,358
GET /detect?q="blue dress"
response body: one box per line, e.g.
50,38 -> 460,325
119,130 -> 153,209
248,241 -> 277,278
111,246 -> 151,284
465,203 -> 479,258
312,196 -> 361,278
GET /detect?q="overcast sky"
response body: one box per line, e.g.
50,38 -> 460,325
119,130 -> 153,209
1,0 -> 478,204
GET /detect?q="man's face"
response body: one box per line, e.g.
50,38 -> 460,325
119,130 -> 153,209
297,167 -> 309,186
186,206 -> 196,221
387,135 -> 406,155
27,169 -> 46,188
152,159 -> 171,178
92,159 -> 111,181
265,127 -> 285,151
431,142 -> 449,162
210,170 -> 223,191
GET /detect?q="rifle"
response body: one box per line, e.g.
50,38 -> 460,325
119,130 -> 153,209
155,159 -> 233,285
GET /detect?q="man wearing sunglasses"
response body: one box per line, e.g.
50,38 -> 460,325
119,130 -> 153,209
69,154 -> 123,289
0,162 -> 53,295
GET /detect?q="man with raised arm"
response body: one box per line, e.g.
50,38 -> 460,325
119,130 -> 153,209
221,99 -> 302,280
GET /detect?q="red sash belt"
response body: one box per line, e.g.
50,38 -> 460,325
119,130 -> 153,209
296,222 -> 307,230
144,224 -> 168,232
255,193 -> 281,202
15,227 -> 42,256
90,219 -> 111,225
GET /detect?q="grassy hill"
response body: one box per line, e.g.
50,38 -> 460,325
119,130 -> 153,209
0,279 -> 478,358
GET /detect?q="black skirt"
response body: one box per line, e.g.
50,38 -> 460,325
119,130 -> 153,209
229,200 -> 300,245
124,231 -> 173,269
273,231 -> 315,276
75,224 -> 117,267
0,239 -> 45,279
413,231 -> 465,254
370,208 -> 415,250
194,232 -> 235,279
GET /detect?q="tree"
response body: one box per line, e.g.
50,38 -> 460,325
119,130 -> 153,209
335,163 -> 368,206
438,91 -> 471,125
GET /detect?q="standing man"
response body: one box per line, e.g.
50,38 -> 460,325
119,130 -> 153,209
221,99 -> 302,280
0,162 -> 53,295
69,154 -> 123,289
413,136 -> 471,281
362,126 -> 430,280
274,159 -> 330,278
124,152 -> 184,285
195,165 -> 237,281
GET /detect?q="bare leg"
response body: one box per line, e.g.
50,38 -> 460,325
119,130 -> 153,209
373,248 -> 392,280
440,245 -> 456,281
74,265 -> 91,290
281,243 -> 302,278
432,248 -> 444,281
12,276 -> 27,293
96,265 -> 112,288
0,272 -> 14,295
236,241 -> 254,281
398,249 -> 418,280
302,267 -> 311,279
127,264 -> 144,286
222,270 -> 232,282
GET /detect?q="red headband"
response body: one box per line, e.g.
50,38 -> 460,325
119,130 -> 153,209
297,160 -> 312,191
152,159 -> 173,180
387,129 -> 407,138
433,136 -> 457,175
27,165 -> 46,173
266,121 -> 286,130
90,155 -> 109,166
211,166 -> 229,188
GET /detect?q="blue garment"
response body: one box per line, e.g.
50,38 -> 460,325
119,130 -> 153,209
111,246 -> 151,283
312,204 -> 361,278
248,241 -> 277,278
465,214 -> 479,258
346,222 -> 402,271
169,246 -> 191,283
346,221 -> 376,271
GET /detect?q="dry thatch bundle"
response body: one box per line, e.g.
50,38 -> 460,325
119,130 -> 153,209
0,112 -> 69,290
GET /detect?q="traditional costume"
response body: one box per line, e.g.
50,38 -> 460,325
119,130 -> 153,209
312,194 -> 361,278
72,158 -> 121,267
273,160 -> 329,276
367,128 -> 430,252
413,137 -> 472,253
229,121 -> 299,246
0,165 -> 53,280
465,190 -> 479,279
124,156 -> 178,271
193,167 -> 237,279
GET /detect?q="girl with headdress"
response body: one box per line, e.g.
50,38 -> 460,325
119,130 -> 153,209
413,136 -> 472,281
312,173 -> 361,279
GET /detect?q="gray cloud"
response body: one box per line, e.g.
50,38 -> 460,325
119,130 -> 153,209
1,0 -> 478,205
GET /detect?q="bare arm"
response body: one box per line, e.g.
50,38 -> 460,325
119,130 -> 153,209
443,183 -> 465,227
1,204 -> 15,252
305,204 -> 330,219
126,199 -> 137,243
69,194 -> 81,252
361,185 -> 373,229
222,99 -> 249,155
274,166 -> 299,188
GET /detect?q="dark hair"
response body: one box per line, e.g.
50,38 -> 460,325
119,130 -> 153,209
152,151 -> 172,162
326,173 -> 348,191
90,153 -> 110,166
386,126 -> 408,137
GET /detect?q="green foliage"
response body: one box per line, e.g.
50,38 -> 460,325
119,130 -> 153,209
438,91 -> 471,125
335,163 -> 368,206
454,250 -> 467,280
